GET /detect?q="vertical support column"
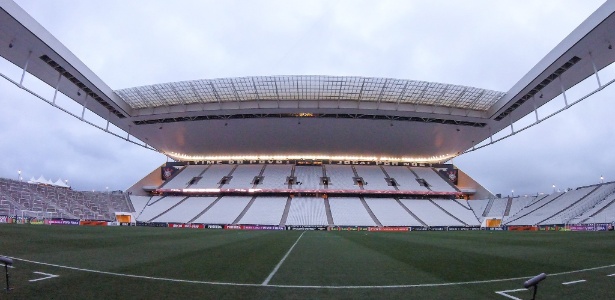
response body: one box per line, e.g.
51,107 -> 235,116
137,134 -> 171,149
52,73 -> 62,105
126,125 -> 131,141
533,95 -> 540,122
19,51 -> 32,86
509,116 -> 515,134
560,77 -> 569,107
488,126 -> 493,144
80,94 -> 89,120
589,51 -> 602,88
105,111 -> 111,131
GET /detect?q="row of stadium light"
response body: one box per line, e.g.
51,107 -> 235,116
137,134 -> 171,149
165,152 -> 456,163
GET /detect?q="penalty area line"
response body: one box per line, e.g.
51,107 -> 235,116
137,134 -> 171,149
262,231 -> 306,286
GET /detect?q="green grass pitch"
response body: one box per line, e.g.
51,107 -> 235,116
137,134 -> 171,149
0,225 -> 614,299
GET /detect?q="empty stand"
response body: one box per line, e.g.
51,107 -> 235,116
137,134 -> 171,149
162,165 -> 207,189
236,197 -> 287,225
365,198 -> 422,226
326,165 -> 359,190
285,197 -> 329,225
293,166 -> 324,190
401,199 -> 463,226
382,166 -> 428,191
136,196 -> 186,222
191,196 -> 251,224
431,199 -> 479,226
354,166 -> 394,191
410,167 -> 457,192
151,197 -> 217,223
224,165 -> 263,189
259,165 -> 293,189
328,197 -> 377,226
190,165 -> 235,188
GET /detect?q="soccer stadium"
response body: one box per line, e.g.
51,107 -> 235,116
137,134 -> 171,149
1,0 -> 615,299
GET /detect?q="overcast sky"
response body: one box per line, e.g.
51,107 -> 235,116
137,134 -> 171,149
1,0 -> 611,196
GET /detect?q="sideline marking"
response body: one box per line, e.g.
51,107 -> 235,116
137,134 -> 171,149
495,288 -> 526,300
262,231 -> 305,286
29,271 -> 59,282
562,279 -> 586,285
607,274 -> 615,277
7,257 -> 615,289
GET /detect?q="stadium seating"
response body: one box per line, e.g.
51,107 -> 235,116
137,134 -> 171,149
224,165 -> 263,189
328,197 -> 377,226
190,165 -> 235,188
285,197 -> 329,226
151,197 -> 217,223
382,166 -> 429,191
162,165 -> 207,189
191,196 -> 251,224
325,165 -> 359,190
293,166 -> 324,189
506,187 -> 595,225
401,199 -> 464,226
237,196 -> 287,225
259,165 -> 293,189
136,196 -> 186,222
410,167 -> 457,192
431,199 -> 480,226
486,198 -> 508,218
364,198 -> 423,226
354,166 -> 395,191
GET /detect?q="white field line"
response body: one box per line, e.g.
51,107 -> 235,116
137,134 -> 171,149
6,256 -> 615,289
262,231 -> 306,286
29,271 -> 59,282
494,288 -> 526,300
607,273 -> 615,277
562,279 -> 586,285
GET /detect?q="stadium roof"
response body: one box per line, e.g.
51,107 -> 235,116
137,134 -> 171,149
116,76 -> 505,112
1,0 -> 615,162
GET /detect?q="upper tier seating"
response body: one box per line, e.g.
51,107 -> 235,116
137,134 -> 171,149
224,165 -> 263,189
259,165 -> 292,189
293,166 -> 324,190
410,167 -> 457,192
162,165 -> 207,189
325,165 -> 359,190
354,166 -> 395,191
382,166 -> 428,191
191,165 -> 235,188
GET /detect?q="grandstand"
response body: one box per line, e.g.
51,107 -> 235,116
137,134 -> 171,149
0,0 -> 614,228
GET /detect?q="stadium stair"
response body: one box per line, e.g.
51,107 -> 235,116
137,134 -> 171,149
379,166 -> 400,191
188,196 -> 222,223
581,194 -> 615,223
482,199 -> 494,217
279,196 -> 292,226
323,197 -> 334,225
359,196 -> 383,227
503,197 -> 513,216
504,193 -> 565,224
148,196 -> 190,222
395,198 -> 427,227
538,185 -> 601,224
428,199 -> 468,226
232,196 -> 257,224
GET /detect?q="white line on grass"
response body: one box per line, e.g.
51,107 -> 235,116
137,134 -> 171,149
562,279 -> 586,285
29,271 -> 59,282
607,274 -> 615,277
494,288 -> 526,300
262,231 -> 305,286
6,256 -> 615,289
